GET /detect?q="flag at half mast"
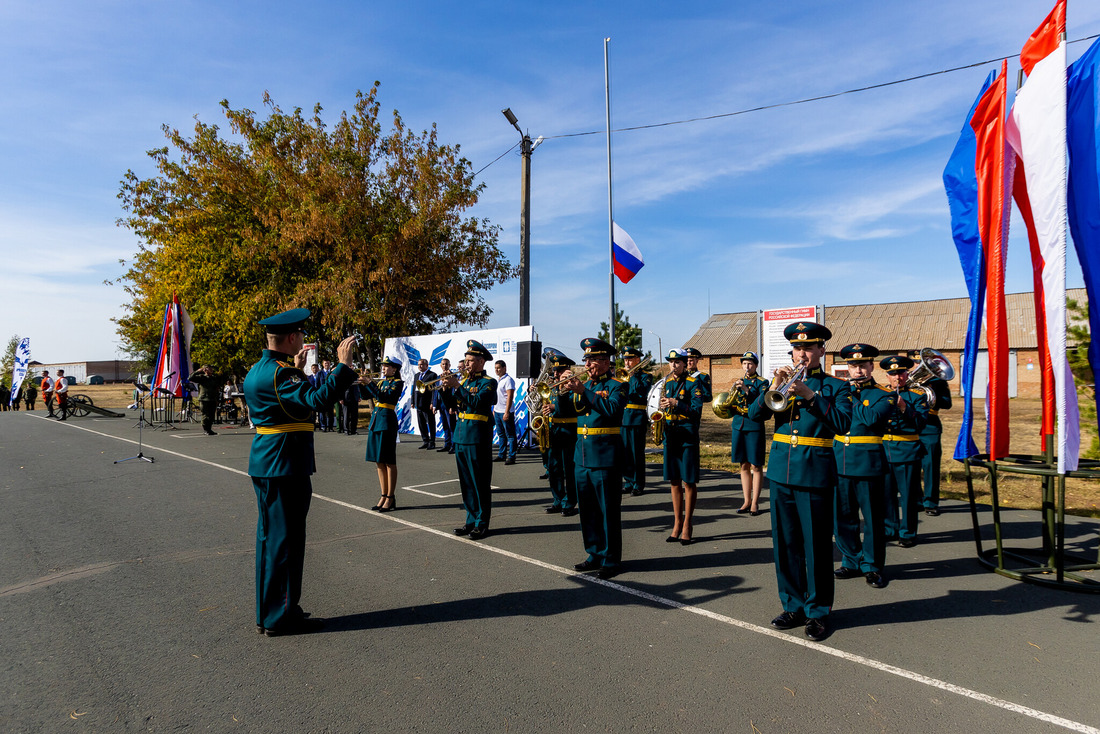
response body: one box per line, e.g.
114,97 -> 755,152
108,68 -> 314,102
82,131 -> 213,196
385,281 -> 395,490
611,222 -> 644,284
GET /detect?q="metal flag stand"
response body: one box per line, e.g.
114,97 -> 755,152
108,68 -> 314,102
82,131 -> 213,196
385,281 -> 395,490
116,380 -> 155,464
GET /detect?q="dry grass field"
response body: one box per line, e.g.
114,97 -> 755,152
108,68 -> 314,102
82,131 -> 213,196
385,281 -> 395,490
53,384 -> 1100,517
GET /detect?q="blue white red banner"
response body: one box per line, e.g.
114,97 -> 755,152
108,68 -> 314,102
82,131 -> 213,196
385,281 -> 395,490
151,295 -> 194,398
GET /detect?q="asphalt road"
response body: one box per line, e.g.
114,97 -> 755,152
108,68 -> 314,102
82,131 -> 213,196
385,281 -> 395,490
2,411 -> 1098,733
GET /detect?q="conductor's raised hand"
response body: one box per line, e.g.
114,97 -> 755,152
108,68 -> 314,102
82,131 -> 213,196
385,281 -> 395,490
336,336 -> 358,368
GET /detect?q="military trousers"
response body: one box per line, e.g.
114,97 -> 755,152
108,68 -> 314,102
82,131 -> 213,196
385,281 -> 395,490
576,465 -> 623,568
834,475 -> 887,573
252,475 -> 312,630
456,441 -> 493,529
620,424 -> 648,493
548,432 -> 578,509
919,434 -> 942,510
885,461 -> 921,540
770,481 -> 834,620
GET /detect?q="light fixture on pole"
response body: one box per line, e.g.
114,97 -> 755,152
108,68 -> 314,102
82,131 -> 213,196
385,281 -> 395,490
501,108 -> 542,327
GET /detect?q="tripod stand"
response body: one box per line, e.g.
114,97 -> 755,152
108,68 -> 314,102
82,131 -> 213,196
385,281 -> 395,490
117,382 -> 155,464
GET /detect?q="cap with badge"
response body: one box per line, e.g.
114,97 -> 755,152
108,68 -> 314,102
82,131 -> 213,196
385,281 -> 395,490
667,348 -> 689,362
620,346 -> 644,359
784,321 -> 831,345
259,307 -> 310,335
879,354 -> 915,373
464,340 -> 492,360
550,353 -> 576,370
684,347 -> 703,358
740,351 -> 759,364
839,344 -> 880,363
380,356 -> 402,368
580,337 -> 616,358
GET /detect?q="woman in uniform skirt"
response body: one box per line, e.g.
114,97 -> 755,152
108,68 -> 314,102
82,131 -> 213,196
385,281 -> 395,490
661,350 -> 705,544
362,356 -> 404,511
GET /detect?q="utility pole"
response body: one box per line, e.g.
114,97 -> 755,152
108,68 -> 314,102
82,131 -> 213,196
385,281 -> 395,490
502,108 -> 542,327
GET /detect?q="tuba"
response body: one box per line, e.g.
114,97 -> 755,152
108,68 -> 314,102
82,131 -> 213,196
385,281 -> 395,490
904,348 -> 955,408
526,347 -> 565,439
764,363 -> 807,412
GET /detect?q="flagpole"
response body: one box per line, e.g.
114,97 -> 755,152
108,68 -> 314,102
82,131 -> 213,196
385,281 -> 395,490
604,37 -> 615,349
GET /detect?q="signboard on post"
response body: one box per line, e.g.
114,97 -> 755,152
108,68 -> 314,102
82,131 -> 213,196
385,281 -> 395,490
761,305 -> 818,382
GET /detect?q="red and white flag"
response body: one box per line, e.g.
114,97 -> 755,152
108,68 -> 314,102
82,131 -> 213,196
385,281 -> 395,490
1006,0 -> 1080,472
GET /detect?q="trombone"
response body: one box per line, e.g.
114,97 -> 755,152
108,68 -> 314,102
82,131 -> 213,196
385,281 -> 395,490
617,355 -> 653,379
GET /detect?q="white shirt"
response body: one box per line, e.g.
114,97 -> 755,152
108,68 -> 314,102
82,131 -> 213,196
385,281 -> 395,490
54,377 -> 69,395
494,374 -> 515,414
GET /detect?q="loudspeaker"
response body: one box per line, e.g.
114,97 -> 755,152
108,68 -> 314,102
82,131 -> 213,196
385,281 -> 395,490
516,341 -> 541,379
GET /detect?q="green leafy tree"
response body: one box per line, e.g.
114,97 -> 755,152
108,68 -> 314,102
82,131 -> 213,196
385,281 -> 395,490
1067,298 -> 1098,459
114,85 -> 516,375
1,335 -> 18,386
597,303 -> 651,364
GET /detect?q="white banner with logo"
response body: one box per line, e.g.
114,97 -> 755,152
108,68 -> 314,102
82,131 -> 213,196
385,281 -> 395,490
9,337 -> 30,406
383,326 -> 536,444
761,306 -> 817,382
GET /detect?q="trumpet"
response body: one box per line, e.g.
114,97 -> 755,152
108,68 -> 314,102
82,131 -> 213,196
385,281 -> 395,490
536,370 -> 589,400
415,376 -> 445,393
764,363 -> 808,412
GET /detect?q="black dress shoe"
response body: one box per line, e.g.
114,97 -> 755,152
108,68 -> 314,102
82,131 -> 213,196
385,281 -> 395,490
504,457 -> 515,465
573,559 -> 599,572
630,488 -> 643,497
538,472 -> 550,479
447,448 -> 456,454
804,618 -> 828,642
417,444 -> 429,449
436,446 -> 450,452
736,507 -> 751,514
925,508 -> 940,517
680,537 -> 693,546
454,525 -> 473,536
865,572 -> 887,588
899,538 -> 917,548
264,617 -> 327,637
595,566 -> 621,580
560,507 -> 578,517
468,527 -> 488,540
770,611 -> 806,630
545,506 -> 562,514
833,566 -> 861,580
493,456 -> 504,463
428,443 -> 436,449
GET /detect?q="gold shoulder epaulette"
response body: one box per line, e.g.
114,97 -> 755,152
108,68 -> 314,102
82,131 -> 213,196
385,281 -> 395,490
685,376 -> 696,382
876,384 -> 892,392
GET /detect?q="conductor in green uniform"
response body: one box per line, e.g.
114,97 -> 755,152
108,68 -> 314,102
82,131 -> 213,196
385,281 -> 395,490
441,340 -> 497,540
243,308 -> 358,636
619,346 -> 653,497
832,344 -> 894,589
880,355 -> 929,548
748,322 -> 851,642
565,338 -> 627,579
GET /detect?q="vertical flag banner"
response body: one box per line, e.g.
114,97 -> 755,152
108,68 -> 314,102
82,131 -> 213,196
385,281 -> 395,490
944,72 -> 994,461
611,222 -> 644,284
152,295 -> 194,397
1068,38 -> 1100,445
971,59 -> 1012,461
1006,0 -> 1079,472
9,337 -> 30,407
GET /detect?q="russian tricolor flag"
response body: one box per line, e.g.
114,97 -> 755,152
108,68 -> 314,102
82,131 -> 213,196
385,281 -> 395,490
612,222 -> 644,284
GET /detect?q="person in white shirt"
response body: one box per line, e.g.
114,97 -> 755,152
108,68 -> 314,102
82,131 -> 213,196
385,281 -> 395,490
492,360 -> 516,465
54,370 -> 70,421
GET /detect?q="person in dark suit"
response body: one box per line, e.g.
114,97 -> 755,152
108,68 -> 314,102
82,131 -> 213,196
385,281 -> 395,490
243,308 -> 357,636
362,356 -> 404,511
341,378 -> 361,435
434,357 -> 457,453
413,358 -> 438,449
748,321 -> 851,642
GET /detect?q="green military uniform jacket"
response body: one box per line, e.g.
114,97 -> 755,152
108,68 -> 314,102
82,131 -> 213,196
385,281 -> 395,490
551,388 -> 580,436
919,378 -> 953,437
244,351 -> 356,477
363,377 -> 404,432
622,371 -> 653,427
188,371 -> 220,403
883,388 -> 929,464
748,367 -> 852,489
691,371 -> 713,403
833,380 -> 894,478
663,373 -> 704,441
730,375 -> 768,432
453,371 -> 497,444
572,373 -> 626,468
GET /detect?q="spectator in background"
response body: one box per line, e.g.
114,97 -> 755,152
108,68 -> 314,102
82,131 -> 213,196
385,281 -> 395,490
493,360 -> 517,465
24,380 -> 37,410
54,370 -> 69,420
0,381 -> 9,411
188,365 -> 221,436
41,371 -> 55,417
341,378 -> 361,436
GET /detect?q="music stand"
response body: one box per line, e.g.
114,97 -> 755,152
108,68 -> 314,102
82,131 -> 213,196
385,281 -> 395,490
117,381 -> 155,464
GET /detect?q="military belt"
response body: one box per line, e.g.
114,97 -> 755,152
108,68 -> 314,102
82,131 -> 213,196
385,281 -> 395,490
374,402 -> 396,410
578,426 -> 620,437
884,433 -> 920,442
772,433 -> 833,448
551,417 -> 578,424
255,422 -> 315,435
625,403 -> 647,410
928,409 -> 939,416
459,412 -> 489,422
834,435 -> 884,445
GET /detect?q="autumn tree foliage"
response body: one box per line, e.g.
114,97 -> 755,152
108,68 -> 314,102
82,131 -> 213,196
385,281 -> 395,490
115,85 -> 515,374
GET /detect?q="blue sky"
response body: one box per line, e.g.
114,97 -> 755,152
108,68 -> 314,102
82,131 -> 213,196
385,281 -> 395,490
3,1 -> 1100,365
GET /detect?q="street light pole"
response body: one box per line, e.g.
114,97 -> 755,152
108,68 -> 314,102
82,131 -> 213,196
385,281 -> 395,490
502,108 -> 542,328
648,330 -> 662,366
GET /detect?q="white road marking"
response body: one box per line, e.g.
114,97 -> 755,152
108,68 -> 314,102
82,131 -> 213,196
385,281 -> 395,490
29,414 -> 1100,734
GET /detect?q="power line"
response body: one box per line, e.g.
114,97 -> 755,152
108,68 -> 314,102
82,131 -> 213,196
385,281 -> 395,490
475,33 -> 1100,173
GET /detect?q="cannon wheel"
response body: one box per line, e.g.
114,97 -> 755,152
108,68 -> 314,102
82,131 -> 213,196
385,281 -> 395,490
68,394 -> 94,418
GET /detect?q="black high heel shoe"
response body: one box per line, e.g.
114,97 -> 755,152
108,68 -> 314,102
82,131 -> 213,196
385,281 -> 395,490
370,497 -> 385,511
379,495 -> 397,512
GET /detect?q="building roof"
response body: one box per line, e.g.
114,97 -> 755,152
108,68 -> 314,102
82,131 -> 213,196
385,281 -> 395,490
685,289 -> 1088,356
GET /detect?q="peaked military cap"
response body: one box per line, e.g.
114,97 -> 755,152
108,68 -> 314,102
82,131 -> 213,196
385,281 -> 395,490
667,348 -> 689,362
840,343 -> 880,363
380,356 -> 402,368
550,354 -> 576,369
880,354 -> 915,373
784,321 -> 831,344
740,351 -> 759,364
465,340 -> 492,360
580,337 -> 615,358
683,347 -> 703,358
620,346 -> 644,358
259,307 -> 310,335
